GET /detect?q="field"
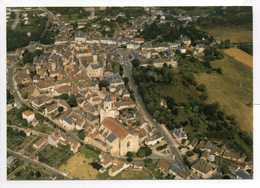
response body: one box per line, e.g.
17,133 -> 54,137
201,26 -> 252,43
196,55 -> 253,133
58,153 -> 98,179
224,48 -> 253,68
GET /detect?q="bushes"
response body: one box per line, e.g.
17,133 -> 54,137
38,145 -> 73,167
80,145 -> 100,160
55,94 -> 78,107
126,152 -> 134,162
137,146 -> 152,158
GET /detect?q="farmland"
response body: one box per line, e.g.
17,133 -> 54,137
224,48 -> 253,68
196,55 -> 253,133
201,26 -> 252,43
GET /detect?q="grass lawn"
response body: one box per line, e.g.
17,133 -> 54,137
196,55 -> 253,134
112,169 -> 152,180
59,153 -> 98,179
200,26 -> 252,43
97,168 -> 152,180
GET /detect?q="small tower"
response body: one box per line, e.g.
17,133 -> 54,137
103,95 -> 113,111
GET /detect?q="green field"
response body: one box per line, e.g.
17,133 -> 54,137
196,55 -> 253,134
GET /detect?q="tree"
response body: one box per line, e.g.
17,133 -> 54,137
78,130 -> 85,140
126,152 -> 134,162
119,65 -> 124,76
131,58 -> 140,67
98,80 -> 109,90
67,95 -> 78,107
22,49 -> 34,64
123,77 -> 129,86
136,146 -> 152,158
196,84 -> 206,92
56,93 -> 69,100
144,158 -> 153,169
7,90 -> 14,104
58,106 -> 64,113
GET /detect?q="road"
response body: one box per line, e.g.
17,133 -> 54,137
121,53 -> 190,177
7,124 -> 49,137
7,148 -> 72,179
7,61 -> 23,109
11,11 -> 20,30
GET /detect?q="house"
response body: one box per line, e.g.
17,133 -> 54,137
100,95 -> 119,122
7,156 -> 16,169
44,102 -> 59,116
75,31 -> 87,42
134,37 -> 145,44
235,169 -> 252,179
86,63 -> 104,79
31,95 -> 53,109
145,132 -> 164,146
127,43 -> 140,50
59,111 -> 86,131
222,149 -> 243,162
100,117 -> 140,156
22,110 -> 35,123
59,116 -> 75,131
158,159 -> 171,174
172,128 -> 188,143
116,100 -> 136,111
48,131 -> 67,147
84,130 -> 108,152
31,119 -> 39,127
169,162 -> 190,179
33,138 -> 48,150
99,153 -> 113,169
106,73 -> 124,88
191,159 -> 217,179
15,71 -> 32,86
131,160 -> 144,170
108,159 -> 130,177
68,139 -> 81,153
53,84 -> 71,96
24,128 -> 32,136
69,112 -> 86,130
181,36 -> 192,46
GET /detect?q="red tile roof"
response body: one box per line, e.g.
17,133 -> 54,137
102,117 -> 128,139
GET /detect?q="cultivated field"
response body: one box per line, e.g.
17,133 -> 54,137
201,26 -> 252,43
58,153 -> 98,179
224,48 -> 253,68
196,55 -> 253,133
